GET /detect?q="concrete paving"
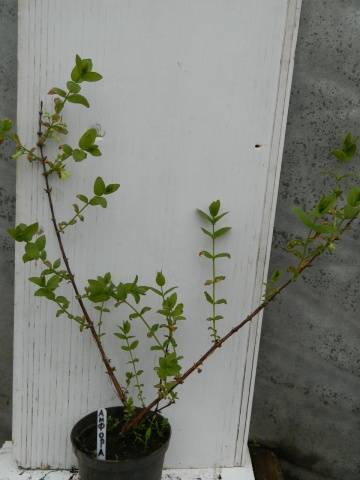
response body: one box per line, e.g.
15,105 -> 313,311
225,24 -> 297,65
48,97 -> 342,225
250,2 -> 360,480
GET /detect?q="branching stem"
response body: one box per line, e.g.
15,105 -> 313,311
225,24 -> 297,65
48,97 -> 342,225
124,300 -> 166,353
211,223 -> 217,341
37,102 -> 127,405
122,217 -> 356,432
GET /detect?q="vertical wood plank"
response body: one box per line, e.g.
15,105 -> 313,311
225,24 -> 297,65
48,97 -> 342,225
235,0 -> 302,466
13,0 -> 300,469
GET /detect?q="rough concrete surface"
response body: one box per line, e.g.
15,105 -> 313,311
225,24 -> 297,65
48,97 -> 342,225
250,1 -> 360,480
0,0 -> 17,446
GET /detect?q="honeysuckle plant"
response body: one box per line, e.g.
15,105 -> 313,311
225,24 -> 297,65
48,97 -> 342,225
2,54 -> 360,444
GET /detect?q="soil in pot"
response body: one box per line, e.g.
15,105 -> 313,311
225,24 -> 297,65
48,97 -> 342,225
71,406 -> 171,480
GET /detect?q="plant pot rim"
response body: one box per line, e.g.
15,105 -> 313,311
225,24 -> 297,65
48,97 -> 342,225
70,406 -> 171,469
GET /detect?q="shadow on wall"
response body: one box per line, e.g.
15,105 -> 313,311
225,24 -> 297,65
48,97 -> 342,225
0,0 -> 17,446
250,1 -> 360,480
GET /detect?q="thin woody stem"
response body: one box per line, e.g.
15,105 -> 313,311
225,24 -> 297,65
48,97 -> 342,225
37,102 -> 127,405
122,217 -> 356,433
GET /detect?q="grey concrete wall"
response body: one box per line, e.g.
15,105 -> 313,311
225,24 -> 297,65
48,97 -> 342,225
0,0 -> 17,445
250,1 -> 360,480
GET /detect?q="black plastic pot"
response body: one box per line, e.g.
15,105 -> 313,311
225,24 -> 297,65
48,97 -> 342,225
71,407 -> 171,480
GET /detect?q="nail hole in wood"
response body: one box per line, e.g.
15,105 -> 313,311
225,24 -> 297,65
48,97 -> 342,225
255,144 -> 262,149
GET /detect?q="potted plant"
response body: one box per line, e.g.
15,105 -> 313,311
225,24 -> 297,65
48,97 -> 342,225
1,55 -> 359,480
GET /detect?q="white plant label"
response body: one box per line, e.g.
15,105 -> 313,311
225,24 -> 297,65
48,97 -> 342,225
97,408 -> 107,460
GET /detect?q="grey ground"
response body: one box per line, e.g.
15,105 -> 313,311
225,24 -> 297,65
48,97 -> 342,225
0,1 -> 359,479
250,1 -> 360,480
0,0 -> 17,445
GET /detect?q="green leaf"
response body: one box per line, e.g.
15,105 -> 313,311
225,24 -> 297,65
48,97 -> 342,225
8,222 -> 38,242
332,133 -> 358,163
52,125 -> 68,135
87,145 -> 102,156
215,252 -> 231,259
72,55 -> 96,82
343,204 -> 360,219
82,71 -> 103,82
35,235 -> 46,251
292,207 -> 336,234
34,288 -> 54,299
114,333 -> 127,340
53,259 -> 61,269
75,54 -> 82,69
199,250 -> 213,259
0,118 -> 12,133
29,276 -> 45,287
315,193 -> 337,216
77,194 -> 88,203
209,200 -> 220,217
156,352 -> 182,379
204,291 -> 214,304
140,306 -> 151,315
22,253 -> 33,263
204,275 -> 225,286
144,426 -> 152,446
61,144 -> 73,158
215,298 -> 227,305
66,81 -> 81,93
332,149 -> 348,162
0,119 -> 13,132
197,209 -> 213,223
123,321 -> 131,334
214,212 -> 229,223
56,296 -> 69,307
270,270 -> 282,283
71,65 -> 81,82
214,227 -> 231,238
54,98 -> 64,113
147,286 -> 162,296
11,148 -> 24,160
156,271 -> 166,287
115,284 -> 128,302
79,58 -> 93,73
47,275 -> 61,291
347,187 -> 360,207
148,324 -> 159,337
129,340 -> 139,350
201,227 -> 213,238
48,87 -> 66,97
72,149 -> 87,162
104,184 -> 120,195
167,293 -> 177,309
23,223 -> 39,241
90,196 -> 107,208
67,94 -> 89,108
94,177 -> 106,196
25,242 -> 39,258
79,128 -> 97,150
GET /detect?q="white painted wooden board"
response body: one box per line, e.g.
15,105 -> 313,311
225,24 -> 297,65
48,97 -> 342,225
13,0 -> 301,471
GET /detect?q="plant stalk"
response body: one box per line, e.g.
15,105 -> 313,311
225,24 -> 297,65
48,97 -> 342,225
122,217 -> 355,432
37,102 -> 127,405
